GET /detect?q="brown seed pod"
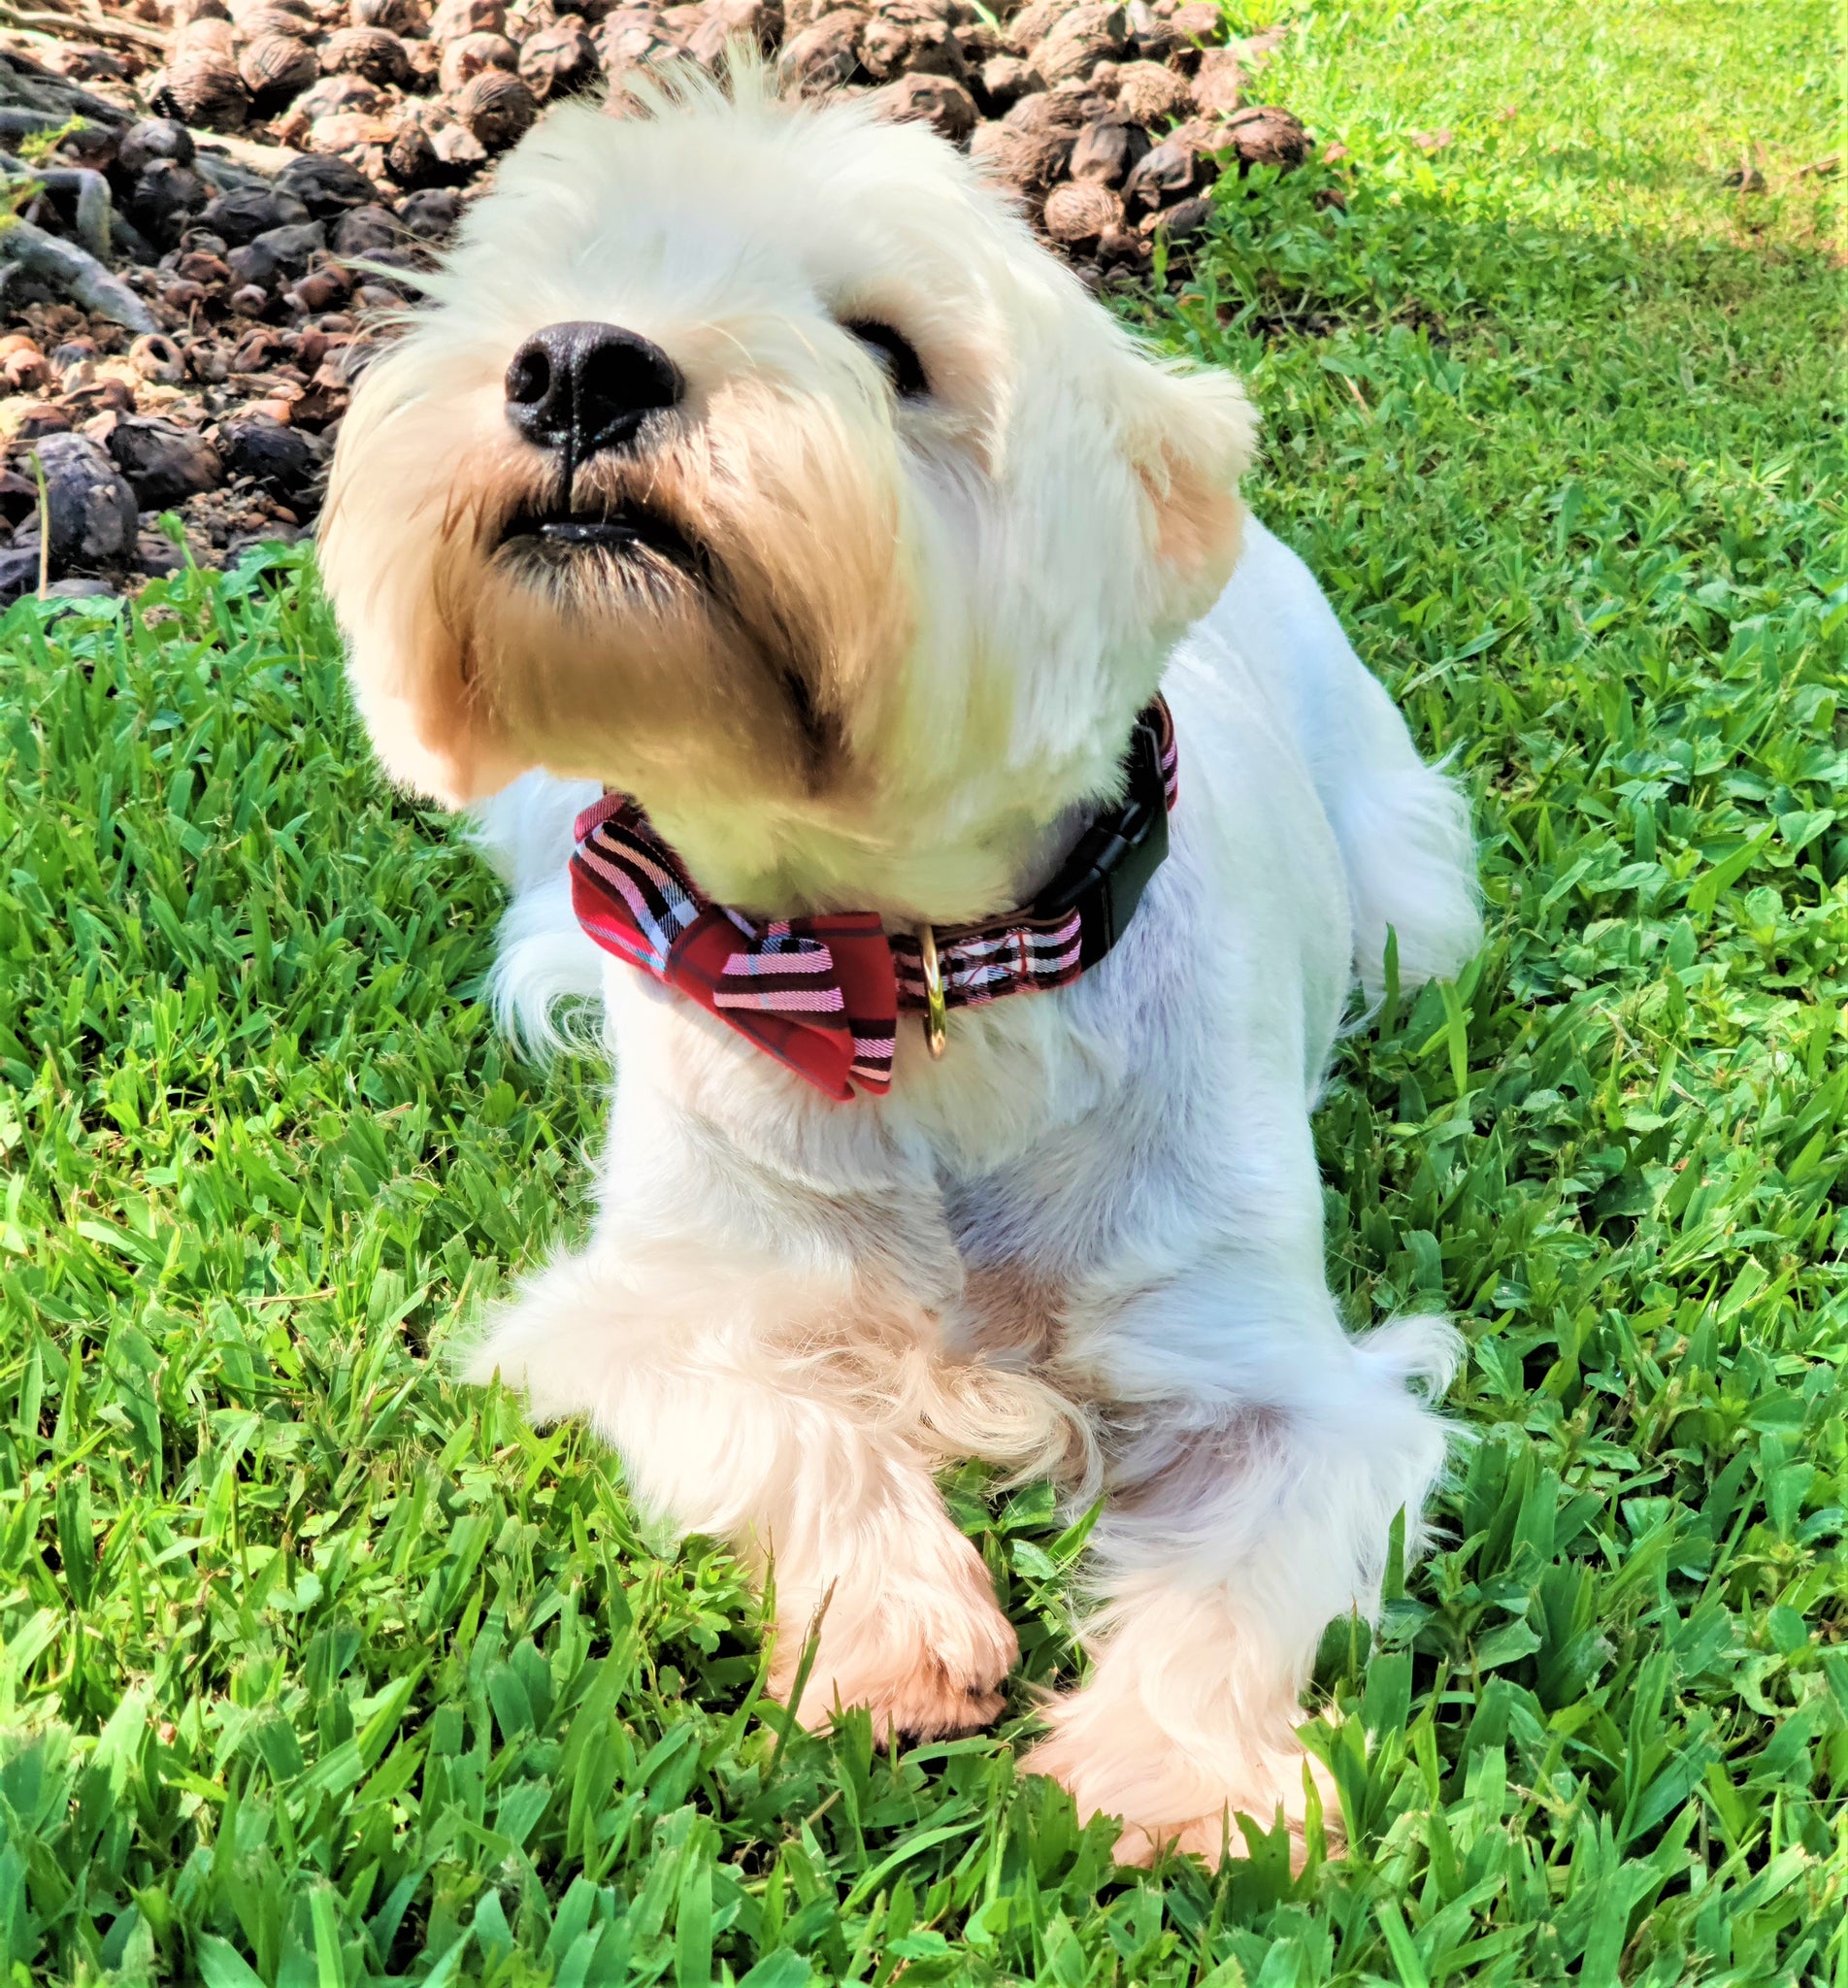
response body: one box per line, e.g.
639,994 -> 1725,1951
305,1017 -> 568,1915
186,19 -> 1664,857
600,11 -> 679,77
106,414 -> 224,506
351,0 -> 428,28
1042,179 -> 1123,246
384,122 -> 442,184
1150,192 -> 1213,242
439,28 -> 518,92
684,0 -> 782,66
1000,0 -> 1059,53
128,333 -> 189,382
978,52 -> 1038,108
320,25 -> 412,83
239,32 -> 321,98
968,118 -> 1073,193
517,18 -> 601,98
1112,57 -> 1189,126
1121,133 -> 1197,211
173,15 -> 236,53
1189,46 -> 1240,119
1030,3 -> 1128,85
860,5 -> 967,83
230,0 -> 312,26
1124,12 -> 1179,61
1096,221 -> 1149,270
290,268 -> 353,314
160,46 -> 253,128
308,111 -> 393,154
429,121 -> 486,166
1069,114 -> 1148,186
1223,103 -> 1309,168
776,8 -> 864,93
867,71 -> 976,141
3,348 -> 51,392
429,0 -> 505,38
235,3 -> 316,39
1001,85 -> 1089,135
454,67 -> 538,147
659,0 -> 705,45
289,72 -> 385,120
1166,1 -> 1218,36
954,8 -> 998,61
173,248 -> 231,283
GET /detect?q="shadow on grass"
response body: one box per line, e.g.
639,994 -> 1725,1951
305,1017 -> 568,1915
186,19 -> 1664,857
1126,152 -> 1843,375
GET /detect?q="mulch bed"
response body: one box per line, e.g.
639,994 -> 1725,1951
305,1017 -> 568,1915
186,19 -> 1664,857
0,0 -> 1310,601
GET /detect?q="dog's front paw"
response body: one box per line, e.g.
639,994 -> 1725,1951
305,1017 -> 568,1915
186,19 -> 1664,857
773,1533 -> 1018,1741
1021,1692 -> 1339,1871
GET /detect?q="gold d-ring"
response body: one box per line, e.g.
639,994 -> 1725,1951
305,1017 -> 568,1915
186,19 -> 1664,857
916,923 -> 947,1059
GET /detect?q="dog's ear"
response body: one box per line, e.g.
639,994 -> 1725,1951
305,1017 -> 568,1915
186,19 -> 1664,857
1121,362 -> 1258,630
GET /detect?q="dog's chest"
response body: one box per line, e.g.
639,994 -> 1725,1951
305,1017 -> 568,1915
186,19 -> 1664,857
929,1111 -> 1165,1369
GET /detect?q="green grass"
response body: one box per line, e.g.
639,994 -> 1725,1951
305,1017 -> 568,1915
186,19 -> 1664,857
1,0 -> 1844,1979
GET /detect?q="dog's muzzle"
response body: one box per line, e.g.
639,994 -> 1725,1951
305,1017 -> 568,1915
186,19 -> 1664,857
498,319 -> 696,564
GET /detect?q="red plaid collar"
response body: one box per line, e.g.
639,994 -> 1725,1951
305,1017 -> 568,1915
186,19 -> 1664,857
569,697 -> 1177,1100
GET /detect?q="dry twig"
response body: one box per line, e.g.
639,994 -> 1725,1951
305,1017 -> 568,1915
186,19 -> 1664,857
0,3 -> 169,51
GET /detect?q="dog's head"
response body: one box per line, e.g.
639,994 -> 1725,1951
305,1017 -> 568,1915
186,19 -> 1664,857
320,65 -> 1254,916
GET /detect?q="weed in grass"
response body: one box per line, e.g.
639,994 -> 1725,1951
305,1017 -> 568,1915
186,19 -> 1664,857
1,0 -> 1845,1981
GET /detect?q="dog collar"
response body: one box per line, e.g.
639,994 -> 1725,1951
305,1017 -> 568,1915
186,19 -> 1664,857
568,697 -> 1177,1101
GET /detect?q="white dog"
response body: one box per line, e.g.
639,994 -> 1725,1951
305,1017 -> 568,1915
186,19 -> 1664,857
319,64 -> 1481,1866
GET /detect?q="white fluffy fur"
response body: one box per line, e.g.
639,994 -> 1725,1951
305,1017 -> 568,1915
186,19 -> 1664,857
319,66 -> 1482,1866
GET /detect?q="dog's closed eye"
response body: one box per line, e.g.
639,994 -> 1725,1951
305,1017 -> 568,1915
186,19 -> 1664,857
842,319 -> 929,400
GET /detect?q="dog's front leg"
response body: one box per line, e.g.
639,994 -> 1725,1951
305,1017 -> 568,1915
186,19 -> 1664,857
1025,1291 -> 1460,1868
463,1246 -> 1018,1739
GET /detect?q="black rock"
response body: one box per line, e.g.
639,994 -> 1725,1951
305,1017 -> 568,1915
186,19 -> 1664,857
278,153 -> 379,218
0,544 -> 41,605
220,415 -> 320,504
383,124 -> 442,189
393,187 -> 464,239
331,204 -> 401,257
226,241 -> 280,291
0,468 -> 36,528
128,160 -> 212,245
24,433 -> 140,577
105,417 -> 225,510
117,117 -> 195,177
251,219 -> 327,274
199,185 -> 313,247
135,526 -> 194,578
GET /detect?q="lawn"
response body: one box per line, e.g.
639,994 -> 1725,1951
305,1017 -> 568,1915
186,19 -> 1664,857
1,0 -> 1844,1980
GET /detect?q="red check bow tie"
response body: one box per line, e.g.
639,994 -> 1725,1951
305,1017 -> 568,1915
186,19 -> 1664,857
569,697 -> 1177,1101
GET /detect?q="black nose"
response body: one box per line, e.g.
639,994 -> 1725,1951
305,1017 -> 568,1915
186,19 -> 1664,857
504,320 -> 683,463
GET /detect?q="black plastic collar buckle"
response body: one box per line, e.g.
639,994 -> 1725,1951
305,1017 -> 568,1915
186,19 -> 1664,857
1036,708 -> 1171,970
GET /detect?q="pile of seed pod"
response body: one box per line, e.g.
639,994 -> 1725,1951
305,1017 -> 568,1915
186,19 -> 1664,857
0,0 -> 1311,600
139,0 -> 1307,274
